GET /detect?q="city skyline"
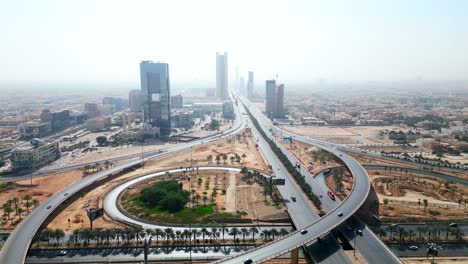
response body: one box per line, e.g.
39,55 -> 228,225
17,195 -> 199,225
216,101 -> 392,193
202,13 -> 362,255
1,0 -> 468,84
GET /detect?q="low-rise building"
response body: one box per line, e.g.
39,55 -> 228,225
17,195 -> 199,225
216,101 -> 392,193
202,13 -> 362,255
172,110 -> 194,129
192,102 -> 223,117
86,117 -> 111,132
11,138 -> 60,170
17,122 -> 52,138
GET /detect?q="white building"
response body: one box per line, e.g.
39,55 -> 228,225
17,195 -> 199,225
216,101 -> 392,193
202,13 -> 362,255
11,139 -> 60,170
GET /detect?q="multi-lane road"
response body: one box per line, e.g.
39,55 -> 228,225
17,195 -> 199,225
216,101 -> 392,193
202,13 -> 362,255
0,96 -> 246,264
2,89 -> 402,264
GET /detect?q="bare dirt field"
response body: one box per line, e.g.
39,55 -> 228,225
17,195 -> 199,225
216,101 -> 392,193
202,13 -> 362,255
281,125 -> 403,138
348,152 -> 468,180
0,170 -> 83,231
46,129 -> 271,231
370,171 -> 468,222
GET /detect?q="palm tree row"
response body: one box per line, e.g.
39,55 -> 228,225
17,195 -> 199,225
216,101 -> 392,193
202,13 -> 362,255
1,195 -> 39,222
32,226 -> 291,248
377,225 -> 464,241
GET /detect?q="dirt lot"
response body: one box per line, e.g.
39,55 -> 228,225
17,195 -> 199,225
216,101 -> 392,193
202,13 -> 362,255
371,171 -> 468,222
282,125 -> 403,138
0,170 -> 83,231
46,129 -> 271,231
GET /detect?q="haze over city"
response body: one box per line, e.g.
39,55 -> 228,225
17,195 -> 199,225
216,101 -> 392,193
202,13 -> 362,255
1,0 -> 468,85
0,1 -> 467,264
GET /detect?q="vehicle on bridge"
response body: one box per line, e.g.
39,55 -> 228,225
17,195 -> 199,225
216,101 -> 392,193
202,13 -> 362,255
291,195 -> 296,202
327,190 -> 335,200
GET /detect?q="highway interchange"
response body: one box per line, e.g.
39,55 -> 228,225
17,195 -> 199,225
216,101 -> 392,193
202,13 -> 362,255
0,89 -> 404,264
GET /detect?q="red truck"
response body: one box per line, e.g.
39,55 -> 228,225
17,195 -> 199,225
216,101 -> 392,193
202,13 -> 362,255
327,191 -> 335,200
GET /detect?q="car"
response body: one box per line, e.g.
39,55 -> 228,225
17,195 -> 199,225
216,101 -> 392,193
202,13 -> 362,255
291,196 -> 296,202
356,229 -> 363,236
319,194 -> 323,198
408,245 -> 418,250
390,224 -> 398,227
56,250 -> 67,256
46,205 -> 52,209
449,223 -> 457,227
337,212 -> 343,217
346,225 -> 353,231
244,258 -> 253,264
300,229 -> 308,235
327,190 -> 336,200
64,193 -> 69,196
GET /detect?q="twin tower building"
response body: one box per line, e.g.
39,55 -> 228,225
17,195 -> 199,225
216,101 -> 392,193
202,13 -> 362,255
139,54 -> 283,135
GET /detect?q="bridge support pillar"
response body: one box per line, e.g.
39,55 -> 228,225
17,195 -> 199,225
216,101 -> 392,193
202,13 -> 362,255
290,248 -> 299,264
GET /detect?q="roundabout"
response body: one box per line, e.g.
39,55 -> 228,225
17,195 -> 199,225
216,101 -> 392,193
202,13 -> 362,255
104,166 -> 288,232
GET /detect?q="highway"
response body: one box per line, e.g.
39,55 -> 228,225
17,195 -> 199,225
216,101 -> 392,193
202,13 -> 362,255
214,95 -> 376,264
2,88 -> 400,264
214,93 -> 401,264
0,95 -> 246,264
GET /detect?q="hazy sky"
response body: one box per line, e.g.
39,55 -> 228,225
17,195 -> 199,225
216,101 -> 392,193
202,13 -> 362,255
1,0 -> 468,85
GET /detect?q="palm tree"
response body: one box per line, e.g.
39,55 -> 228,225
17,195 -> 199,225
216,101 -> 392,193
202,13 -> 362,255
423,199 -> 428,211
23,195 -> 32,212
249,227 -> 259,243
279,228 -> 289,237
154,228 -> 164,245
202,196 -> 208,206
54,228 -> 65,245
207,155 -> 213,164
416,226 -> 424,240
17,207 -> 24,220
270,229 -> 279,240
164,228 -> 173,244
221,225 -> 229,244
242,154 -> 247,163
222,154 -> 228,164
12,197 -> 19,215
260,230 -> 270,241
240,228 -> 250,244
32,199 -> 39,208
42,228 -> 54,247
408,229 -> 416,241
229,227 -> 240,244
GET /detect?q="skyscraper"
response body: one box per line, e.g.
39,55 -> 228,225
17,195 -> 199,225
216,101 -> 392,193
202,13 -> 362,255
247,71 -> 254,98
265,80 -> 276,117
216,52 -> 228,99
240,76 -> 245,96
140,61 -> 171,136
265,80 -> 285,118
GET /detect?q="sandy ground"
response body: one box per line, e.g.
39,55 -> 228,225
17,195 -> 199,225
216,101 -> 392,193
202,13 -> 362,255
370,172 -> 468,222
0,170 -> 83,231
349,152 -> 468,180
225,171 -> 236,212
281,125 -> 403,138
46,129 -> 271,231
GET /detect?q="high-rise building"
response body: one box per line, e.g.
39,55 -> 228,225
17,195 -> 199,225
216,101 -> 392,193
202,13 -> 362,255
129,90 -> 143,112
240,76 -> 245,96
265,80 -> 276,117
84,103 -> 100,118
171,94 -> 183,109
216,52 -> 228,99
247,71 -> 254,98
265,80 -> 285,118
140,61 -> 171,136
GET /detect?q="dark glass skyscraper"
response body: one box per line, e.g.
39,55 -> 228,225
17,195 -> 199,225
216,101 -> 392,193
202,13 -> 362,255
140,61 -> 171,136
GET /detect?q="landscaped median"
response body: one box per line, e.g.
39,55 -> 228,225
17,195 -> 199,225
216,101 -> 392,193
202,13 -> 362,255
244,106 -> 322,210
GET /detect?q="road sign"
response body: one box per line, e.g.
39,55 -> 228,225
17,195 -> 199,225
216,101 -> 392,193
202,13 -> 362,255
273,178 -> 286,185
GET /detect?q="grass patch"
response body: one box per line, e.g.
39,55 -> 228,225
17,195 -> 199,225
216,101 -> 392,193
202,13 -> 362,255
122,192 -> 242,224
